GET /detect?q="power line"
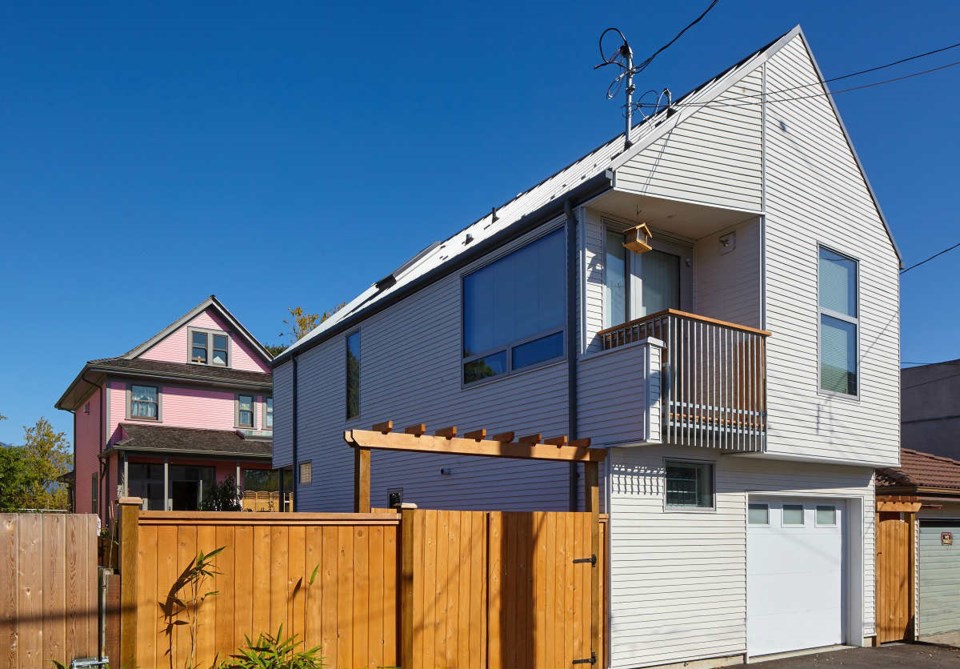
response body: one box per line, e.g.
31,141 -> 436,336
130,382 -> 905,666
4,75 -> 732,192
634,1 -> 720,75
900,240 -> 960,275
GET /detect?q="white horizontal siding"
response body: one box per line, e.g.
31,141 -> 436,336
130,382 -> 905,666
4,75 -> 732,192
613,69 -> 763,212
693,218 -> 762,329
763,35 -> 900,466
608,446 -> 875,668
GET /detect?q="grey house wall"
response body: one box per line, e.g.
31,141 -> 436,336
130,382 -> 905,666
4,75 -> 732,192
902,361 -> 960,460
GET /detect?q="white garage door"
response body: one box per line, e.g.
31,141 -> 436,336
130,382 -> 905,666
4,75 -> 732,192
747,499 -> 845,657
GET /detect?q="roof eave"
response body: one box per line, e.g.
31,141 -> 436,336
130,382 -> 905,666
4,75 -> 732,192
272,172 -> 612,366
92,365 -> 272,391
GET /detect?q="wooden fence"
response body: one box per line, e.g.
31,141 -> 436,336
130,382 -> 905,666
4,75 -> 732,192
0,513 -> 99,669
119,501 -> 607,669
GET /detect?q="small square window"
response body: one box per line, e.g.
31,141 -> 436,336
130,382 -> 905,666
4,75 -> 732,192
665,461 -> 714,509
299,461 -> 312,485
782,504 -> 805,526
748,503 -> 769,525
816,505 -> 837,526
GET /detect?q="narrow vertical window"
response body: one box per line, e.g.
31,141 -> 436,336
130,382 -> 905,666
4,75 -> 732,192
191,331 -> 208,364
264,397 -> 274,429
819,246 -> 859,395
346,331 -> 361,419
237,394 -> 254,428
603,229 -> 628,328
91,473 -> 98,514
212,334 -> 229,366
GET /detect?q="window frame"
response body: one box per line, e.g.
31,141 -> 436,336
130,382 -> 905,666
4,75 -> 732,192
126,384 -> 161,421
236,393 -> 256,429
346,330 -> 361,420
815,504 -> 838,527
460,226 -> 567,387
299,460 -> 313,486
817,244 -> 860,400
663,458 -> 716,512
263,396 -> 273,430
748,502 -> 770,526
188,327 -> 232,368
781,503 -> 806,527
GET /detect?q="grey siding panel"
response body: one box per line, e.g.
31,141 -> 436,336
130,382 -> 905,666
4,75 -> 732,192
763,35 -> 900,466
918,520 -> 960,637
271,361 -> 293,468
613,69 -> 763,211
609,446 -> 875,668
693,218 -> 762,329
285,219 -> 574,513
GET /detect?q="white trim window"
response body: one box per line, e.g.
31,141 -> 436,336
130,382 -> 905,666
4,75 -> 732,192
264,397 -> 274,429
462,228 -> 565,384
664,460 -> 714,509
818,246 -> 859,396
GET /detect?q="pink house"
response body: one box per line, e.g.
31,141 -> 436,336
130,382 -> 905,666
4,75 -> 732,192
56,296 -> 279,524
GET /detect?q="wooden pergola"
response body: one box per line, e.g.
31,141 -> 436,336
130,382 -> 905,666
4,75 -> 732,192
343,420 -> 608,665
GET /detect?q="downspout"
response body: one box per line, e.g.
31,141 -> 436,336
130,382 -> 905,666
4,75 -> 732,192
564,200 -> 580,512
291,356 -> 299,512
81,373 -> 105,522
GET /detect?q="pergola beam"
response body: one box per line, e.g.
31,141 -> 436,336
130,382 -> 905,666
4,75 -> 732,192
344,429 -> 605,463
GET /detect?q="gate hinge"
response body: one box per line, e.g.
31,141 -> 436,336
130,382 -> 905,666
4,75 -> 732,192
573,651 -> 597,665
572,554 -> 597,566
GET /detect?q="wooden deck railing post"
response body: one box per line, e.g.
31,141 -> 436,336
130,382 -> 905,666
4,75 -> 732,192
399,507 -> 416,669
584,462 -> 601,666
118,497 -> 142,669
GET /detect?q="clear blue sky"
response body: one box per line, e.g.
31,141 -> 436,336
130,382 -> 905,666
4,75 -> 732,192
1,1 -> 958,446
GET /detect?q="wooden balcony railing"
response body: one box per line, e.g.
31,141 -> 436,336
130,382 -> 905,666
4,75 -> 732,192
597,309 -> 769,451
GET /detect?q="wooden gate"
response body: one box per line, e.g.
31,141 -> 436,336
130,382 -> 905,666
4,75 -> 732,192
876,511 -> 915,643
402,509 -> 602,669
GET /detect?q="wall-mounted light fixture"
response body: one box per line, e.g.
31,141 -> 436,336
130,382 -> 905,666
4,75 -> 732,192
623,223 -> 653,254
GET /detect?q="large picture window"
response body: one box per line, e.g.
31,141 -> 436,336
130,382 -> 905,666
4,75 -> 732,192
462,228 -> 565,384
819,246 -> 858,395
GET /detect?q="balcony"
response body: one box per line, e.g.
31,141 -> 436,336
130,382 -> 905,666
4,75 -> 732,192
597,309 -> 769,452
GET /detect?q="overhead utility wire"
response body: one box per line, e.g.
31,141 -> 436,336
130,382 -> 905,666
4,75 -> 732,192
639,41 -> 960,110
900,241 -> 960,275
634,0 -> 719,75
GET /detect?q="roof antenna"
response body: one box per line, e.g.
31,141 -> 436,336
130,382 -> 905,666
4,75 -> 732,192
595,28 -> 636,150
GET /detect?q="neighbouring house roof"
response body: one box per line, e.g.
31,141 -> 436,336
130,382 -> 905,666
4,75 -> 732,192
55,295 -> 273,411
110,423 -> 272,459
272,24 -> 900,366
123,295 -> 273,363
877,448 -> 960,493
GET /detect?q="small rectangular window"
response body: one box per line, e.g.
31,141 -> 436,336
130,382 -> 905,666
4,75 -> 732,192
264,397 -> 273,429
665,461 -> 714,509
191,331 -> 209,364
237,395 -> 254,428
819,246 -> 858,395
782,504 -> 805,526
748,503 -> 769,525
91,473 -> 98,514
346,331 -> 361,419
130,385 -> 159,419
212,334 -> 229,366
299,460 -> 312,485
816,505 -> 837,526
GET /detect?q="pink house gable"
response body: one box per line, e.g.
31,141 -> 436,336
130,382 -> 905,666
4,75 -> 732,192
139,306 -> 271,372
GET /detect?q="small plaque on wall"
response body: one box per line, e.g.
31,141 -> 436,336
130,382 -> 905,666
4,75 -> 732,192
942,531 -> 953,546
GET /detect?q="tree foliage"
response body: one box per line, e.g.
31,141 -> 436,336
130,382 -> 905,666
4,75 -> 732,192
0,417 -> 71,511
268,304 -> 347,353
200,476 -> 242,511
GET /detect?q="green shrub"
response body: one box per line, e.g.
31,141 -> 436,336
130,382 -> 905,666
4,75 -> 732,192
218,626 -> 324,669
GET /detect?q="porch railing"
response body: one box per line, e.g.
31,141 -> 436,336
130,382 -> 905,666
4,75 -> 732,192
597,309 -> 769,451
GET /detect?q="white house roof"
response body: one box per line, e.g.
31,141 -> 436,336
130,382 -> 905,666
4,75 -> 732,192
275,25 -> 898,364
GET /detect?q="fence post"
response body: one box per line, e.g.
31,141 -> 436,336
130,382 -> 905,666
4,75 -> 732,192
118,497 -> 142,669
354,447 -> 371,513
584,462 -> 601,667
399,507 -> 416,669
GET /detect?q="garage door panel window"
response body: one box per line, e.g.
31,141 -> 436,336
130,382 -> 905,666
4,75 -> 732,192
749,503 -> 770,525
782,504 -> 805,526
816,505 -> 837,526
665,461 -> 714,510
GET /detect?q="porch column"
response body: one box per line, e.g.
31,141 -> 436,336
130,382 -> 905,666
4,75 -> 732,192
163,458 -> 169,511
122,454 -> 129,498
